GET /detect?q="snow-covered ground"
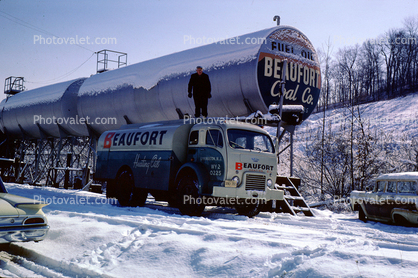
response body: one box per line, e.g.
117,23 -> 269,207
1,94 -> 418,277
1,183 -> 417,278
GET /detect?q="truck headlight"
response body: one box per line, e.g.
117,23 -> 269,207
232,176 -> 240,186
267,179 -> 273,188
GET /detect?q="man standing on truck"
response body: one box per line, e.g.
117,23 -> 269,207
188,66 -> 211,118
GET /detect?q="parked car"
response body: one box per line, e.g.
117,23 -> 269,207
350,172 -> 418,226
0,177 -> 49,243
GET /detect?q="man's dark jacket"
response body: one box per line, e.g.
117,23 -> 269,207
188,72 -> 211,99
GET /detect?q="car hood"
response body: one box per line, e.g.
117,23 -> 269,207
0,193 -> 47,216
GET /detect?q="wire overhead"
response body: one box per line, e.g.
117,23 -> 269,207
25,53 -> 96,84
0,10 -> 95,53
0,10 -> 97,84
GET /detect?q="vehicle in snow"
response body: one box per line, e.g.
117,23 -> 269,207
350,172 -> 418,226
0,177 -> 49,243
95,119 -> 284,217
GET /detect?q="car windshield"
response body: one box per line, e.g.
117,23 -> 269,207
227,129 -> 274,153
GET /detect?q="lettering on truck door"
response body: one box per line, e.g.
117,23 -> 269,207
198,129 -> 226,192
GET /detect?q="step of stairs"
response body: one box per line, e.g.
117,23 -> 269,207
275,176 -> 314,217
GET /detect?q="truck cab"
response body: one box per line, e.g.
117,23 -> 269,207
96,119 -> 284,216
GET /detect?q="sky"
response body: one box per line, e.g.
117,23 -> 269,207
0,0 -> 418,99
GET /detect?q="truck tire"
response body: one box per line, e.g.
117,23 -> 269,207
116,169 -> 135,207
116,169 -> 148,207
176,173 -> 205,216
235,201 -> 260,218
106,180 -> 117,199
132,187 -> 148,207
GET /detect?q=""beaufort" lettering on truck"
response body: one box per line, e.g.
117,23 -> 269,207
235,162 -> 274,171
103,130 -> 168,148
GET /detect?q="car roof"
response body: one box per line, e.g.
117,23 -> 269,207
376,172 -> 418,181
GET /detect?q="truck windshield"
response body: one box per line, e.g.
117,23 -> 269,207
227,129 -> 274,153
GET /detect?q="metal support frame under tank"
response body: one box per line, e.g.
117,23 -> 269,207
0,135 -> 97,189
269,59 -> 302,177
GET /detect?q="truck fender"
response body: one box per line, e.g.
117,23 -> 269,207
175,163 -> 210,195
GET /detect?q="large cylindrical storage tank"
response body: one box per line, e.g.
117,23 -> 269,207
0,78 -> 86,138
77,25 -> 321,136
0,25 -> 320,139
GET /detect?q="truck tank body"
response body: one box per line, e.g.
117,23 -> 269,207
96,121 -> 194,191
0,26 -> 320,139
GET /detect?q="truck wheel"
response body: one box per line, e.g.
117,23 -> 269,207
358,206 -> 367,222
176,174 -> 205,216
116,169 -> 135,207
132,187 -> 148,207
235,201 -> 260,218
106,180 -> 117,199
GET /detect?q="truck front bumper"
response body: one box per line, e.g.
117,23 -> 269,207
212,186 -> 284,201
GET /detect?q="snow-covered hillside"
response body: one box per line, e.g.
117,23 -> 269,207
273,93 -> 418,197
298,93 -> 418,139
1,183 -> 417,278
265,94 -> 418,179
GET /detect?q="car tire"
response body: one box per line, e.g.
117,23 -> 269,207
358,206 -> 367,222
393,214 -> 410,227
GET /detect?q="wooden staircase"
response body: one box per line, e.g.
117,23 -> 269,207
274,176 -> 314,216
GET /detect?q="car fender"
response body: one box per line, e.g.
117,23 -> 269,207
391,208 -> 418,225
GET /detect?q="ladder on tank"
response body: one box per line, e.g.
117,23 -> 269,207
275,176 -> 314,216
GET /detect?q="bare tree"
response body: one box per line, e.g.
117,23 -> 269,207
336,45 -> 359,191
318,38 -> 333,195
360,41 -> 382,101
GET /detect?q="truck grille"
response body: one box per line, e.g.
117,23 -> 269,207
245,174 -> 266,191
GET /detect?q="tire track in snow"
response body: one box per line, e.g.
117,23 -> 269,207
4,206 -> 417,277
6,184 -> 418,276
51,206 -> 418,261
142,198 -> 418,251
0,244 -> 115,278
63,207 -> 418,278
